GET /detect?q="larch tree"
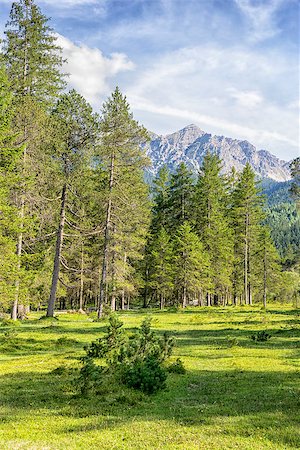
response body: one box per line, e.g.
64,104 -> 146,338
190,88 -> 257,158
97,87 -> 150,318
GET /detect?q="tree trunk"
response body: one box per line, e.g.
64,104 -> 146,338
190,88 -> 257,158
244,213 -> 249,305
121,289 -> 125,310
46,184 -> 67,317
182,284 -> 187,308
12,5 -> 30,320
143,266 -> 149,308
98,150 -> 115,318
160,294 -> 165,310
199,290 -> 204,307
207,292 -> 211,306
263,245 -> 267,308
78,241 -> 85,313
110,224 -> 116,311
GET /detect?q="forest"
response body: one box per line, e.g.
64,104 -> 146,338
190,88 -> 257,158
0,1 -> 300,449
0,0 -> 299,322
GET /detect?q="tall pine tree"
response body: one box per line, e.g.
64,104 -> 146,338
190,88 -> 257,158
97,88 -> 150,317
232,163 -> 264,305
193,152 -> 233,305
3,0 -> 65,318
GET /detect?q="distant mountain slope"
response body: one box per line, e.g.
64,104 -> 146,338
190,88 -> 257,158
143,124 -> 291,182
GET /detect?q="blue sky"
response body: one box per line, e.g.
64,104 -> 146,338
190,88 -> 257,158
0,0 -> 299,160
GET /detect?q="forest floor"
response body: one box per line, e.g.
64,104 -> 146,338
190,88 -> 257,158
0,305 -> 299,449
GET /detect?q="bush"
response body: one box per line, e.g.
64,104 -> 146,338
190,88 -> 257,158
76,356 -> 104,397
167,358 -> 186,374
76,315 -> 175,396
250,330 -> 272,342
122,356 -> 167,394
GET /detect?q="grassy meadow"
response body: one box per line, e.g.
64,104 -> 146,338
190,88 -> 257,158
0,306 -> 299,449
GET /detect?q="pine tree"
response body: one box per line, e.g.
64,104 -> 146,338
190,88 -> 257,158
97,87 -> 150,317
150,228 -> 174,309
3,0 -> 65,318
193,152 -> 233,305
151,165 -> 170,232
253,227 -> 281,308
174,222 -> 210,308
3,0 -> 65,106
0,64 -> 20,311
46,90 -> 99,317
232,163 -> 265,305
290,158 -> 300,209
167,163 -> 194,232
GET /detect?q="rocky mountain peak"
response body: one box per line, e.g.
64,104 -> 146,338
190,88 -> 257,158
143,126 -> 291,182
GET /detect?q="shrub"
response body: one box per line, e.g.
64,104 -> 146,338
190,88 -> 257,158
76,315 -> 175,396
167,358 -> 186,374
87,314 -> 126,363
250,330 -> 272,342
122,355 -> 167,394
76,356 -> 104,397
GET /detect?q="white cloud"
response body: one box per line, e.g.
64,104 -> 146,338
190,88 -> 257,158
57,34 -> 135,106
130,96 -> 297,148
125,45 -> 299,159
234,0 -> 284,42
227,88 -> 263,108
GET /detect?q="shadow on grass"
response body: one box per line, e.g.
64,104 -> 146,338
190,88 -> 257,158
0,367 -> 299,448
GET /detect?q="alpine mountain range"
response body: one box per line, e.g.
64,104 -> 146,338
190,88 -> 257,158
143,124 -> 291,182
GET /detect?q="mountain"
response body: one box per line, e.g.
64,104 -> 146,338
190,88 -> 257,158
143,124 -> 291,182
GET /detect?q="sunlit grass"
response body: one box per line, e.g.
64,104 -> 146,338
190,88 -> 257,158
0,305 -> 299,449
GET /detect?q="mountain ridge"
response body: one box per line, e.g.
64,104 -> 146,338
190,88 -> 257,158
143,124 -> 291,182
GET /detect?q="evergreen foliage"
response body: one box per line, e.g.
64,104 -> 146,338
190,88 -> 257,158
0,1 -> 296,316
193,152 -> 233,303
79,315 -> 174,395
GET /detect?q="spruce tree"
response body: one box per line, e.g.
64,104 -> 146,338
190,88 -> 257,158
167,163 -> 194,231
151,165 -> 170,232
3,0 -> 65,106
174,222 -> 210,308
150,228 -> 174,309
193,152 -> 233,305
97,88 -> 150,317
232,163 -> 264,305
290,158 -> 300,208
254,227 -> 281,308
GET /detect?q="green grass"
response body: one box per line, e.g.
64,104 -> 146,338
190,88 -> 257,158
0,306 -> 299,449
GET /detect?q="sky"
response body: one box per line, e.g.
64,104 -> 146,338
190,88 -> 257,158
0,0 -> 299,160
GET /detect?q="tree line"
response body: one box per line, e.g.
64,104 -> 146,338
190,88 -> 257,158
0,0 -> 299,320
